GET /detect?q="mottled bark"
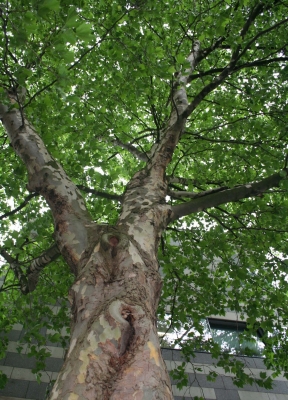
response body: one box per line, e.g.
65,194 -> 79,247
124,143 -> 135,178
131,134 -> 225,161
50,223 -> 173,400
47,162 -> 174,398
0,244 -> 60,294
0,100 -> 174,399
0,101 -> 95,273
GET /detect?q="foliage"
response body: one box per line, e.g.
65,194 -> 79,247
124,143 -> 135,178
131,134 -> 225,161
0,0 -> 288,392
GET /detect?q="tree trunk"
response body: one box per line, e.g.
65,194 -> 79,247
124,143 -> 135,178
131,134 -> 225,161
49,224 -> 173,399
48,171 -> 174,399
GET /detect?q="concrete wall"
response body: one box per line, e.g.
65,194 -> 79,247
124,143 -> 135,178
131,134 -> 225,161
1,323 -> 288,400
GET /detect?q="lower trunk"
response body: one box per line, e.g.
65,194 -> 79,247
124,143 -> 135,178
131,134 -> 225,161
48,228 -> 173,400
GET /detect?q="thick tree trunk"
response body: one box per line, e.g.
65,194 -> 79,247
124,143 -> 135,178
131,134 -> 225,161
48,171 -> 174,399
49,224 -> 173,400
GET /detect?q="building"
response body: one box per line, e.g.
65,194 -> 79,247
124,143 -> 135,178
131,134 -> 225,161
1,315 -> 288,400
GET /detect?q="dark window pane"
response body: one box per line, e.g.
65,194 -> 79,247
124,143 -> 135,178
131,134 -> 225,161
208,319 -> 264,356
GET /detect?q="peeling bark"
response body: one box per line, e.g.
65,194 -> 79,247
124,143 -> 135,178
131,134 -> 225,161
0,102 -> 95,272
49,223 -> 172,400
1,100 -> 174,399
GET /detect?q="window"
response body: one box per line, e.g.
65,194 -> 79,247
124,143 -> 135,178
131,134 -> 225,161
158,315 -> 264,356
207,318 -> 264,356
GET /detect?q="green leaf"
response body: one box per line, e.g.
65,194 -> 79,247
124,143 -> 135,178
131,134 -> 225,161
168,66 -> 176,74
62,51 -> 75,63
76,23 -> 93,37
39,0 -> 60,11
65,7 -> 78,28
0,372 -> 7,389
176,54 -> 186,64
260,372 -> 267,379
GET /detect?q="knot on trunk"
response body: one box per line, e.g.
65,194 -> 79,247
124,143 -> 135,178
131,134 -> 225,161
109,300 -> 135,356
100,231 -> 129,258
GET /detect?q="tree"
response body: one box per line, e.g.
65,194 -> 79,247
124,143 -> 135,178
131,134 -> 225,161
0,0 -> 288,398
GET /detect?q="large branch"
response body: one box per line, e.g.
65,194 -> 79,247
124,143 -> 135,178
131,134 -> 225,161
0,98 -> 95,272
168,186 -> 227,200
188,57 -> 288,83
0,244 -> 60,294
169,170 -> 288,221
145,42 -> 201,180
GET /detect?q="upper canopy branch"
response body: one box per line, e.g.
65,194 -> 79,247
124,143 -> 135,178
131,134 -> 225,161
169,40 -> 201,125
182,2 -> 284,119
143,1 -> 277,180
187,56 -> 288,83
145,42 -> 201,179
237,17 -> 288,62
169,170 -> 288,222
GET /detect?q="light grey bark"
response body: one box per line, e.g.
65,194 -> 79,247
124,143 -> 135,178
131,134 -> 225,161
0,100 -> 95,273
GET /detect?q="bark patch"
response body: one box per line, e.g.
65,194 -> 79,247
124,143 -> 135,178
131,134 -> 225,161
109,236 -> 119,246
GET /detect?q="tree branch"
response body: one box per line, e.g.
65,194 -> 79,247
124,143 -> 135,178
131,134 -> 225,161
169,40 -> 201,125
237,17 -> 288,61
24,243 -> 60,293
188,57 -> 288,82
145,42 -> 202,179
167,176 -> 223,187
182,2 -> 284,119
0,185 -> 121,221
0,192 -> 39,220
77,185 -> 122,202
0,244 -> 60,294
168,186 -> 228,200
170,170 -> 288,221
0,98 -> 95,273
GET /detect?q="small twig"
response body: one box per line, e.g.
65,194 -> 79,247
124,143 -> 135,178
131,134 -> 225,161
0,192 -> 38,220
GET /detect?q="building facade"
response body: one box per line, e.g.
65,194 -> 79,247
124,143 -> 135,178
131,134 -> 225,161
1,319 -> 288,400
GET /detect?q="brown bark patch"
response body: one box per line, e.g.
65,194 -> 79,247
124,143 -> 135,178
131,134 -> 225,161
109,236 -> 119,246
